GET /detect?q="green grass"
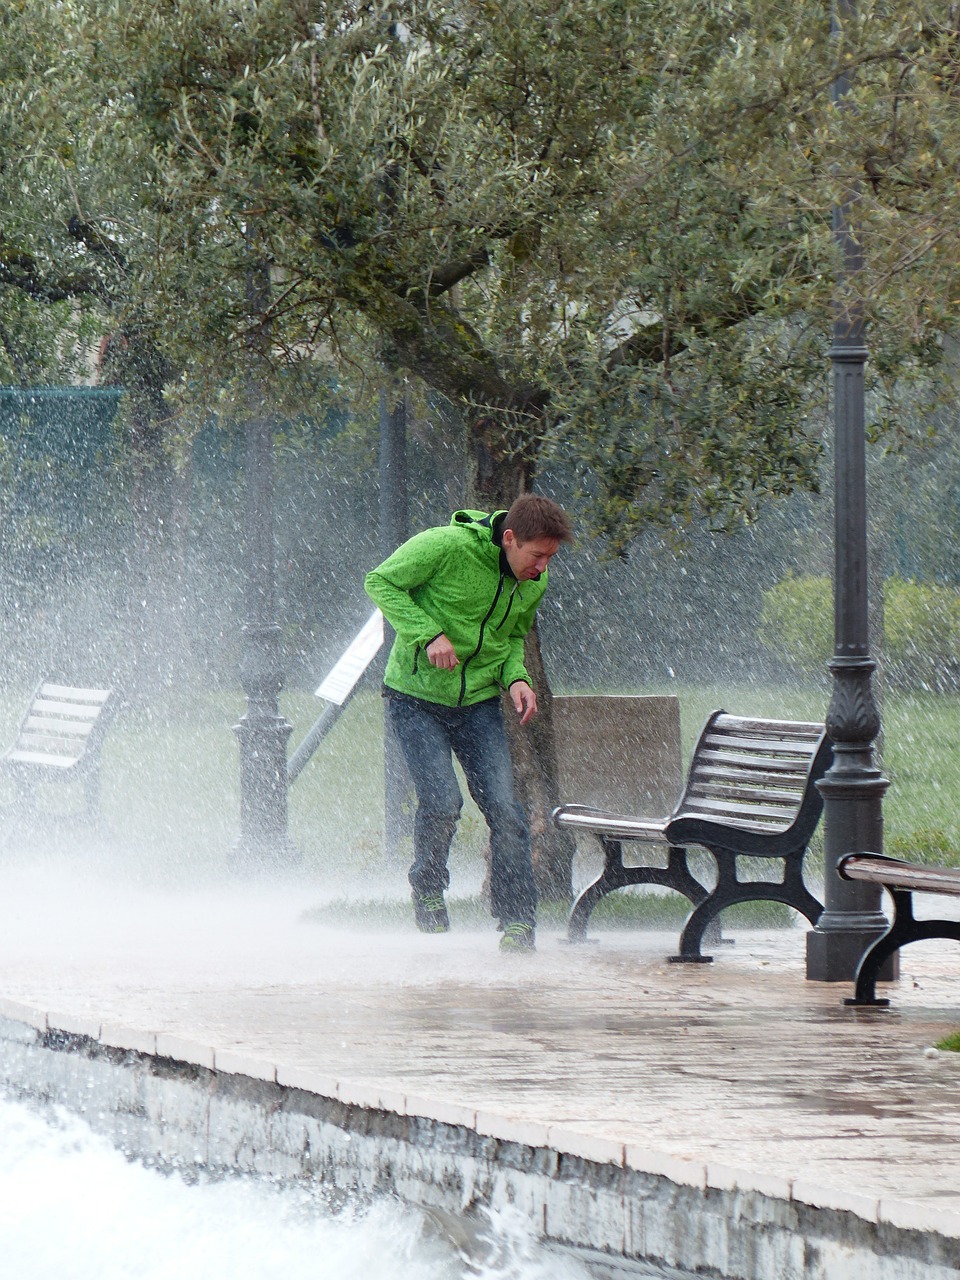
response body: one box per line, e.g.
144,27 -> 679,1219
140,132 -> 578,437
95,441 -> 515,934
1,677 -> 958,889
303,892 -> 792,931
936,1031 -> 960,1053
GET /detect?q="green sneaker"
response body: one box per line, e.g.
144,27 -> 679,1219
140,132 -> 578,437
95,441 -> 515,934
413,892 -> 449,933
499,922 -> 536,953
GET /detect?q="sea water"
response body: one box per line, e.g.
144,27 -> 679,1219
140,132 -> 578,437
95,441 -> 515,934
0,1094 -> 598,1280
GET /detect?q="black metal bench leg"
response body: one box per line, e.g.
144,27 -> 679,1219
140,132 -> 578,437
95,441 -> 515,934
781,848 -> 824,926
568,838 -> 630,941
669,848 -> 824,964
664,844 -> 725,947
669,897 -> 719,963
846,889 -> 960,1006
658,845 -> 704,906
567,840 -> 708,942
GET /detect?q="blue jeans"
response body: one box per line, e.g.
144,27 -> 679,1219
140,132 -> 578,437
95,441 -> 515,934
386,693 -> 537,929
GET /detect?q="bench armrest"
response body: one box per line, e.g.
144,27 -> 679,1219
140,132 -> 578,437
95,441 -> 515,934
552,804 -> 670,842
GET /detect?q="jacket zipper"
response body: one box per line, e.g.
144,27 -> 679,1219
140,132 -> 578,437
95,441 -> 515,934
458,574 -> 505,705
495,580 -> 520,630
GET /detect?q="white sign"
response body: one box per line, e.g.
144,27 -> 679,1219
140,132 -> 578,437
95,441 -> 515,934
314,610 -> 385,706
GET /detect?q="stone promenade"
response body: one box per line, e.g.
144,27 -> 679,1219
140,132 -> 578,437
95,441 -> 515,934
0,863 -> 958,1278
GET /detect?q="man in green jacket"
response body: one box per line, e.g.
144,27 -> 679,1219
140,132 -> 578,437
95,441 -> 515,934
364,494 -> 573,952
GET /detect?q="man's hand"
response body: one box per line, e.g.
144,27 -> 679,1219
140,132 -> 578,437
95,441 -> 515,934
510,681 -> 538,724
426,634 -> 459,670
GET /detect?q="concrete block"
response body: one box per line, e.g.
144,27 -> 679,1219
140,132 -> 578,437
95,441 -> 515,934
475,1111 -> 551,1150
547,1125 -> 625,1167
0,997 -> 47,1032
791,1178 -> 879,1223
275,1063 -> 338,1098
145,1074 -> 212,1166
47,1010 -> 101,1041
553,694 -> 682,816
0,1015 -> 40,1045
213,1048 -> 277,1083
878,1196 -> 960,1238
155,1033 -> 215,1071
99,1022 -> 158,1056
707,1161 -> 793,1202
336,1077 -> 406,1115
403,1093 -> 477,1131
624,1143 -> 707,1188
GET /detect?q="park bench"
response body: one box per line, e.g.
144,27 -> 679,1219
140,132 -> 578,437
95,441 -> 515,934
839,853 -> 960,1006
0,680 -> 116,827
553,710 -> 832,962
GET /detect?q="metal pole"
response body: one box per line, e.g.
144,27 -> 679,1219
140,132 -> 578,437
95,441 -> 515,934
229,244 -> 299,873
379,384 -> 410,864
806,3 -> 895,981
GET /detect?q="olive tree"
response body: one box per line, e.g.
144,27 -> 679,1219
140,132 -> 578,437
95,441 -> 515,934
12,0 -> 960,891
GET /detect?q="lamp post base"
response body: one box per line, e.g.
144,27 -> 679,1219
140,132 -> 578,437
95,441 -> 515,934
231,685 -> 299,875
806,920 -> 898,983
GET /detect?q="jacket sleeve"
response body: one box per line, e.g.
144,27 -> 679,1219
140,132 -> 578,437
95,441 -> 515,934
364,530 -> 448,647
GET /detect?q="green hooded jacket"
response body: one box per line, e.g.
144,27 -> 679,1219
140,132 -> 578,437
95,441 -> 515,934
364,509 -> 549,708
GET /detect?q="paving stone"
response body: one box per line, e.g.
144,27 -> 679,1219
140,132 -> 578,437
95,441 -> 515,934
1,880 -> 960,1244
47,1009 -> 101,1040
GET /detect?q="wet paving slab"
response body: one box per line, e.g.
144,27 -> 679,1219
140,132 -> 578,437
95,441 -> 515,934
0,864 -> 959,1229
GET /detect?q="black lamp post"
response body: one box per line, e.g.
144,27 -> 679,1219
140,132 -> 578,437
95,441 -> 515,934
230,247 -> 299,873
805,4 -> 895,982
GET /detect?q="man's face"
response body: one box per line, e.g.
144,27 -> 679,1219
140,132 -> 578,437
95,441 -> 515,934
502,530 -> 561,581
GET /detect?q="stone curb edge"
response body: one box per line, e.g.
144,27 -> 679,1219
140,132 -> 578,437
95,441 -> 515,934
2,998 -> 958,1241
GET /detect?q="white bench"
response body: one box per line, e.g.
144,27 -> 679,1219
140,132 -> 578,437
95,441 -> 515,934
0,681 -> 115,825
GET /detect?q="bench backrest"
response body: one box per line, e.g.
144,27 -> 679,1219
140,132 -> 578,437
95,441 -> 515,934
5,681 -> 114,770
666,710 -> 832,855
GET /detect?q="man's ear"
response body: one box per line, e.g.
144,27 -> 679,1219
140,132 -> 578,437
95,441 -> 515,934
502,528 -> 516,550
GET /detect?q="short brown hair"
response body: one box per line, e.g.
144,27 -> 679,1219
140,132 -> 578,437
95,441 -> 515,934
503,494 -> 573,545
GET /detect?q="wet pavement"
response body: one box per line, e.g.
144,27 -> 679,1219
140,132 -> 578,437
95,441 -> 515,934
0,862 -> 959,1236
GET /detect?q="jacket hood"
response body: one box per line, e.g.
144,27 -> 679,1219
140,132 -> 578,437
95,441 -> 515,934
450,509 -> 506,535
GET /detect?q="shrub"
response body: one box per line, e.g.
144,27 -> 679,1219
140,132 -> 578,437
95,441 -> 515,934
757,573 -> 832,674
884,576 -> 960,692
886,827 -> 959,865
758,573 -> 960,692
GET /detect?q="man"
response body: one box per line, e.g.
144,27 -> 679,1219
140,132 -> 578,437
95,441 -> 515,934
364,494 -> 573,952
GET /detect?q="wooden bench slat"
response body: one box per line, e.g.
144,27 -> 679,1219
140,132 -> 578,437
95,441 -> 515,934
39,683 -> 111,703
695,747 -> 813,775
23,715 -> 95,737
554,804 -> 669,840
15,742 -> 86,757
681,796 -> 798,823
840,855 -> 960,898
703,732 -> 820,757
30,699 -> 103,721
6,748 -> 82,768
693,763 -> 806,790
687,780 -> 805,805
712,714 -> 823,736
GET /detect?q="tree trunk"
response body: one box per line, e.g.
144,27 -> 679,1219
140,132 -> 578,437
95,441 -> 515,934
503,624 -> 578,901
465,413 -> 577,902
105,326 -> 191,697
